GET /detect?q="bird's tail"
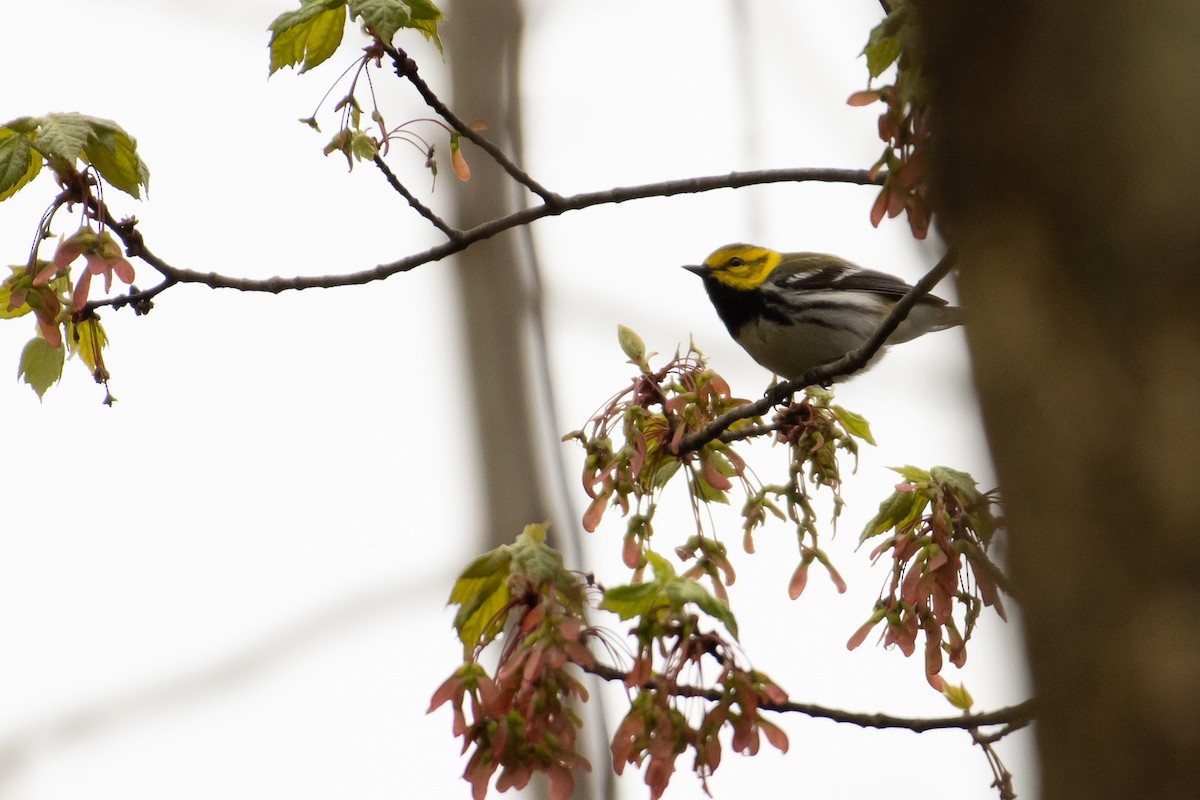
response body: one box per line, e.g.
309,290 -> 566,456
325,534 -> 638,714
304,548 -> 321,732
888,303 -> 965,343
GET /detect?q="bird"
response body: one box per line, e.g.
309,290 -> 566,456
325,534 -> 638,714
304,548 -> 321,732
683,243 -> 962,382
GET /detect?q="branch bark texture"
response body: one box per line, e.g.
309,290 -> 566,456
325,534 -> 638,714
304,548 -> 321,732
88,168 -> 879,314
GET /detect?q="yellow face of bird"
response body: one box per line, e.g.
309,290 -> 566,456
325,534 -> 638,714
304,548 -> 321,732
700,244 -> 782,290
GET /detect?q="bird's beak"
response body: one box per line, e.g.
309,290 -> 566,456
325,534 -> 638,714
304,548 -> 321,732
682,264 -> 709,277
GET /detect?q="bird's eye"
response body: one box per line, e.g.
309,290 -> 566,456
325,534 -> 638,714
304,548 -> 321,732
727,257 -> 744,267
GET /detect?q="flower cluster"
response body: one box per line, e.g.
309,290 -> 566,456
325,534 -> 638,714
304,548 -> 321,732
3,224 -> 132,399
565,329 -> 755,568
437,328 -> 1013,799
429,612 -> 594,800
566,329 -> 874,604
44,226 -> 135,311
435,530 -> 792,800
431,524 -> 596,800
848,0 -> 934,239
605,555 -> 789,799
743,387 -> 875,599
849,466 -> 1007,689
611,667 -> 788,800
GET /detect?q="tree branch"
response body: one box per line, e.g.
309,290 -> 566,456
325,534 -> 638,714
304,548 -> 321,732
676,248 -> 959,454
971,725 -> 1019,800
372,154 -> 463,240
385,43 -> 560,203
85,167 -> 882,308
584,662 -> 1033,734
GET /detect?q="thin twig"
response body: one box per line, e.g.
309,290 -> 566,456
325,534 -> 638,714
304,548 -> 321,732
384,43 -> 560,203
971,726 -> 1019,799
676,249 -> 959,454
372,155 -> 463,240
973,718 -> 1034,745
585,661 -> 1033,734
84,167 -> 883,308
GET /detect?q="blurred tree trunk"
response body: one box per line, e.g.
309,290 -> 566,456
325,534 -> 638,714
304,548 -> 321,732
918,3 -> 1200,799
445,5 -> 601,800
446,0 -> 548,548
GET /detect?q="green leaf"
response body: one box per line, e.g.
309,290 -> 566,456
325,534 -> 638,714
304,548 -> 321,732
691,472 -> 730,505
0,131 -> 42,201
18,336 -> 64,399
446,523 -> 576,658
804,384 -> 834,405
67,317 -> 108,376
268,0 -> 348,75
603,549 -> 740,639
643,550 -> 675,578
31,113 -> 93,164
600,582 -> 660,620
930,466 -> 981,499
509,522 -> 568,587
862,6 -> 906,79
648,458 -> 681,489
833,405 -> 876,446
861,488 -> 928,543
0,268 -> 33,318
447,546 -> 513,658
348,0 -> 444,47
889,465 -> 931,484
349,130 -> 379,161
515,521 -> 548,544
667,580 -> 739,639
2,117 -> 38,134
411,17 -> 443,53
1,115 -> 148,199
80,117 -> 150,199
942,681 -> 975,711
451,580 -> 509,658
863,29 -> 901,79
447,547 -> 512,605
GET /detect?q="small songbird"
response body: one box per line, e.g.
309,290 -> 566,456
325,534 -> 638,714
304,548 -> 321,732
683,243 -> 962,382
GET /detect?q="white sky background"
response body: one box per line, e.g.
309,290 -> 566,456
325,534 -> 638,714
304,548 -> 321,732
1,1 -> 1035,799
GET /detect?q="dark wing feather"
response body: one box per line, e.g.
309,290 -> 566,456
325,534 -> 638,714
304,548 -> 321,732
774,257 -> 948,305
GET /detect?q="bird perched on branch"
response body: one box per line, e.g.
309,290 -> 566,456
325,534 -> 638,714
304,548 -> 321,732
683,243 -> 962,382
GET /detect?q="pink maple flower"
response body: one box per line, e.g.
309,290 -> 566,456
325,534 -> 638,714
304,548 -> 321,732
49,228 -> 135,310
